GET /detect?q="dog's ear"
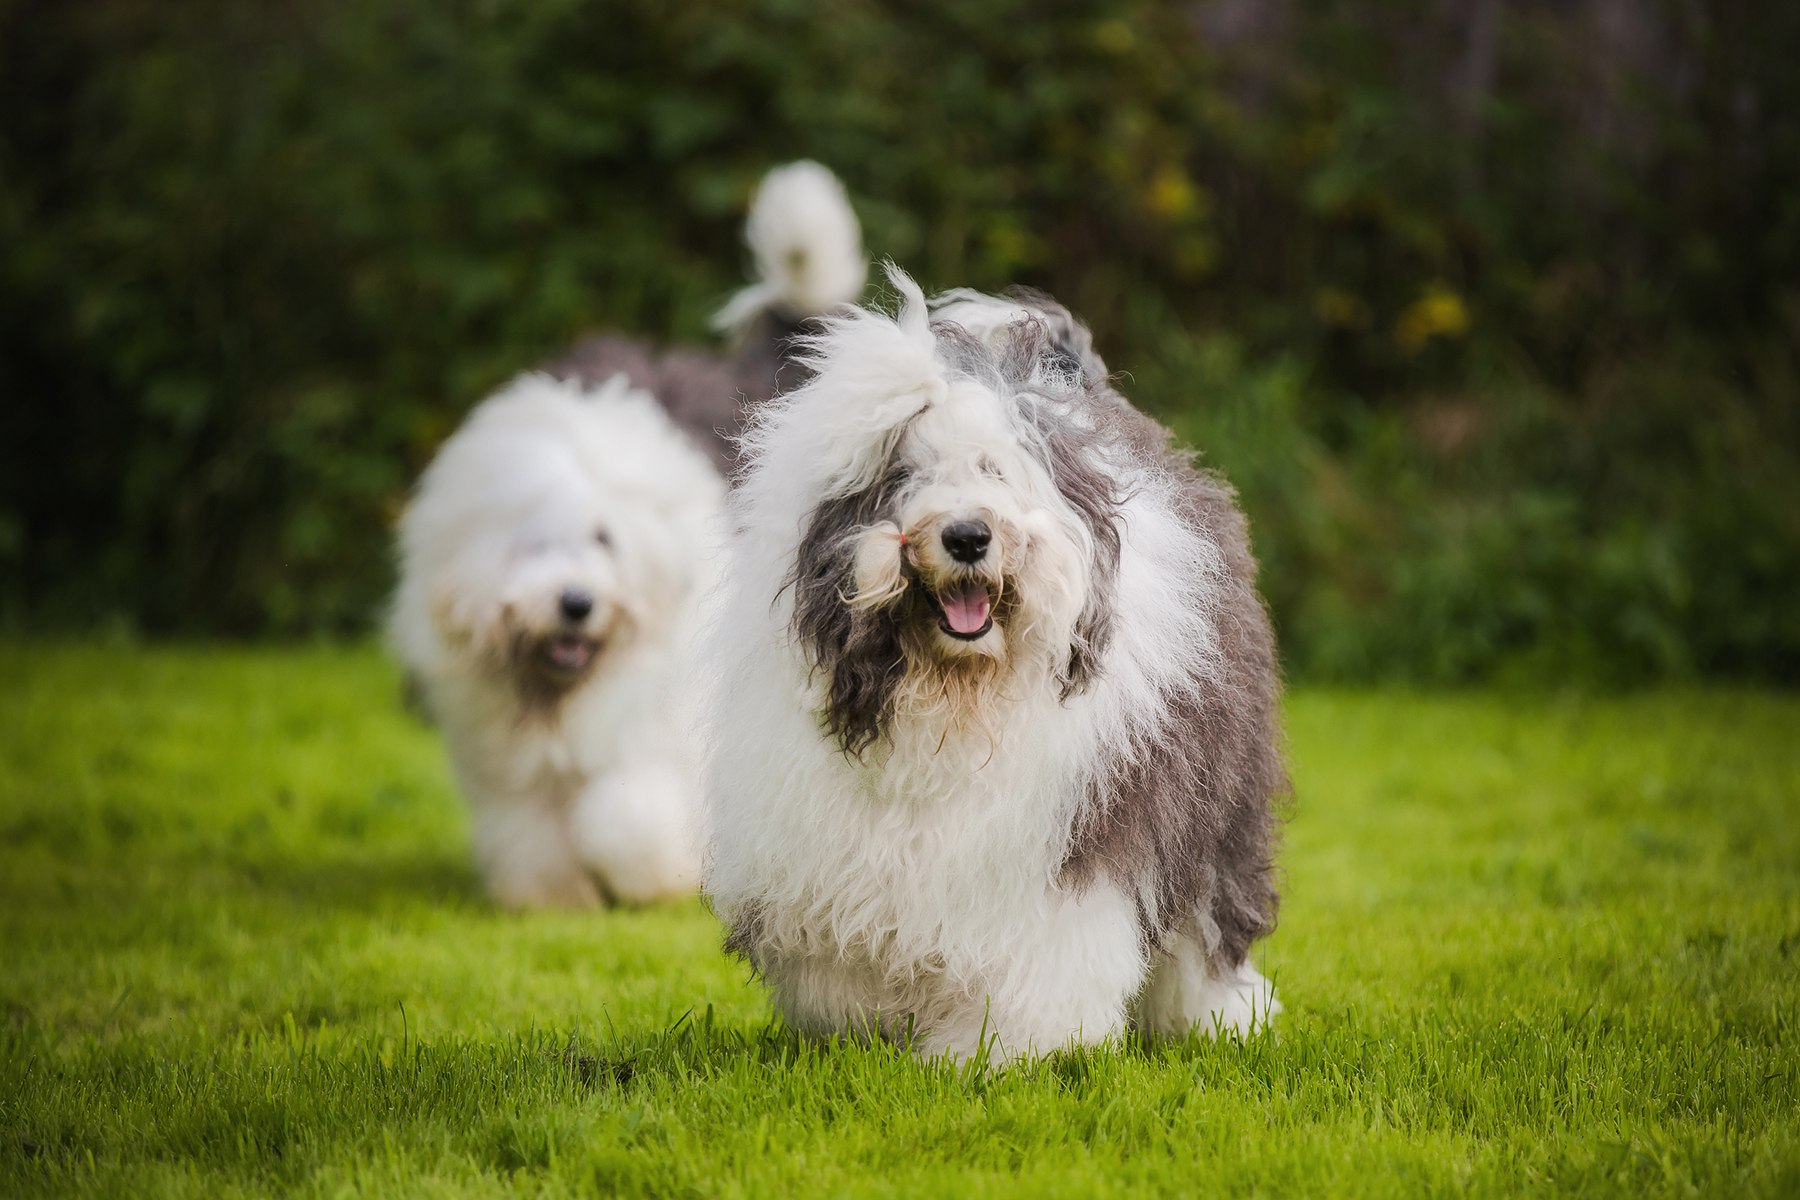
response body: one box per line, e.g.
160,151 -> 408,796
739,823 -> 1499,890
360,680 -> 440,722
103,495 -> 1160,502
428,582 -> 503,660
606,509 -> 709,640
422,537 -> 511,662
1003,288 -> 1109,386
1028,415 -> 1123,702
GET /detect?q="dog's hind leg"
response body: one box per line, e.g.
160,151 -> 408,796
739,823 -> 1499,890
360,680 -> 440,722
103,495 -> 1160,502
1133,926 -> 1280,1040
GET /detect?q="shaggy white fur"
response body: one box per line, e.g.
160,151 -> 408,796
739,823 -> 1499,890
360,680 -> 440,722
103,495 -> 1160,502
712,160 -> 867,331
390,373 -> 722,908
703,269 -> 1283,1062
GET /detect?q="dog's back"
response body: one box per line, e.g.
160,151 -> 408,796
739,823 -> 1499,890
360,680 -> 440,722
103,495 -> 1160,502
544,161 -> 865,476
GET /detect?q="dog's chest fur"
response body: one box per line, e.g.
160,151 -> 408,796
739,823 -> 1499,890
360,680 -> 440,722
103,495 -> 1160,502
739,683 -> 1102,982
430,644 -> 685,805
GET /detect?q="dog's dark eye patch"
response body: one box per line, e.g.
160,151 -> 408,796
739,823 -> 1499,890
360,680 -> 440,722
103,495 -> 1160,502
787,448 -> 916,758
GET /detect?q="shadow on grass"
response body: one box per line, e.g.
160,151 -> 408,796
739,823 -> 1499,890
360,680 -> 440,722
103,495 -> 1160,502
568,1002 -> 1285,1102
230,853 -> 486,915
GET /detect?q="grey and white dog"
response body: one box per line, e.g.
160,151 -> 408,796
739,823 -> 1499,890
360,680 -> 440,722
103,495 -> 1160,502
703,267 -> 1286,1061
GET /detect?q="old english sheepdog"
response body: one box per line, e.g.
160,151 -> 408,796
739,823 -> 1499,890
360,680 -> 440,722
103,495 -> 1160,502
389,163 -> 864,909
389,373 -> 724,908
704,268 -> 1288,1060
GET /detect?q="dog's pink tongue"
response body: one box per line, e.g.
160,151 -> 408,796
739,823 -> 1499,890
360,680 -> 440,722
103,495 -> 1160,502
549,636 -> 591,670
941,584 -> 990,634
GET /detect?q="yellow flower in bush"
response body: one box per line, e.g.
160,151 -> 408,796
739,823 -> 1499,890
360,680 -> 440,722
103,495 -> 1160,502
1147,166 -> 1206,222
1395,283 -> 1471,352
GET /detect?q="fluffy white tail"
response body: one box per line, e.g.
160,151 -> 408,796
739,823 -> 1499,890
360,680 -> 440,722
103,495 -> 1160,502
712,161 -> 866,331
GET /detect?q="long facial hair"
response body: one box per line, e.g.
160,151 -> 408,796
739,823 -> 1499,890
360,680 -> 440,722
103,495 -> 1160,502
787,460 -> 925,759
785,317 -> 1135,760
807,560 -> 1020,761
500,605 -> 633,721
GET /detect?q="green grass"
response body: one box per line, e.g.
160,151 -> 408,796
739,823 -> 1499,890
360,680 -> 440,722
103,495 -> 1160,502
1,642 -> 1796,1197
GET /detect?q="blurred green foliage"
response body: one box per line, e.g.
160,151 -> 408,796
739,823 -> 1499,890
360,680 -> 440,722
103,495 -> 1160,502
2,0 -> 1796,681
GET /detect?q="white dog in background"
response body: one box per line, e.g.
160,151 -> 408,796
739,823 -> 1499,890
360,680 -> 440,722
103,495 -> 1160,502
704,268 -> 1288,1060
390,374 -> 722,908
390,162 -> 865,909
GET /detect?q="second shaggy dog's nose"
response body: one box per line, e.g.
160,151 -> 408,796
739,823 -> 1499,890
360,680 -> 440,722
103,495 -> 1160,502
560,589 -> 594,622
941,520 -> 992,563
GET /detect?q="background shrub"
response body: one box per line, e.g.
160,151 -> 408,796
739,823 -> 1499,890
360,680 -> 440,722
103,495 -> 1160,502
2,0 -> 1795,681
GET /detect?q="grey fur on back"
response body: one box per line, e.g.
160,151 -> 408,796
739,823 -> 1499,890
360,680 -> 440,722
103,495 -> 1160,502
1022,310 -> 1285,976
1058,412 -> 1286,971
542,311 -> 821,478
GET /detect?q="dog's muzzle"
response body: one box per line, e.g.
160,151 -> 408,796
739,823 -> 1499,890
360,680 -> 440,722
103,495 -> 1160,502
541,632 -> 601,674
927,579 -> 995,639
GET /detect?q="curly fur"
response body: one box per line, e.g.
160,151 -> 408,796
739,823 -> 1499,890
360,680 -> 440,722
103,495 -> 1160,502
703,267 -> 1287,1061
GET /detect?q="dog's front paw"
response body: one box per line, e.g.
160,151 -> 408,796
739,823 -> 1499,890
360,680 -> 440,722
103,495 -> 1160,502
1136,945 -> 1281,1040
1199,966 -> 1280,1038
570,765 -> 700,906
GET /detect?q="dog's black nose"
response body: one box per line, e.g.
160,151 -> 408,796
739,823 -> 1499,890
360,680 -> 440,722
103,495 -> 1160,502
941,520 -> 992,564
559,589 -> 594,622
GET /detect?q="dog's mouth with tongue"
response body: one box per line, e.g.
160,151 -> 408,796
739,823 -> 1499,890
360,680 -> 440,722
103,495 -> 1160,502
541,633 -> 600,675
931,580 -> 994,640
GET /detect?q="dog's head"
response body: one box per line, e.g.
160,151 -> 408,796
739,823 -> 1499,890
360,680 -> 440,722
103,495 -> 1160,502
400,375 -> 719,707
466,474 -> 637,701
750,268 -> 1126,756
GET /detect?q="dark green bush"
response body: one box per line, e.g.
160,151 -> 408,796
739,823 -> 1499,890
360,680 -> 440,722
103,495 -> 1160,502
2,0 -> 1795,681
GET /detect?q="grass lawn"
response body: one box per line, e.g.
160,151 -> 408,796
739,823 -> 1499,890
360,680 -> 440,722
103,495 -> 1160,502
1,641 -> 1796,1197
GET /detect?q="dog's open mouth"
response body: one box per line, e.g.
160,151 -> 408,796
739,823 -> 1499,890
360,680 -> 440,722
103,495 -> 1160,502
541,633 -> 600,675
929,580 -> 995,640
